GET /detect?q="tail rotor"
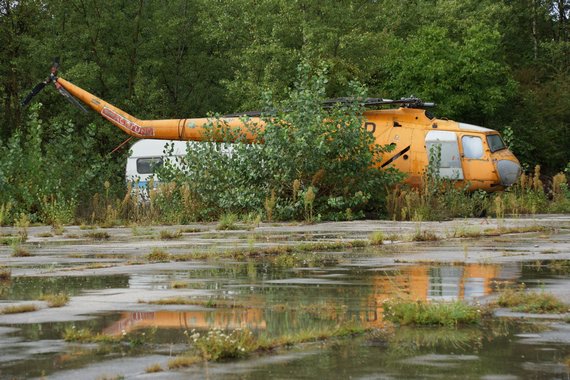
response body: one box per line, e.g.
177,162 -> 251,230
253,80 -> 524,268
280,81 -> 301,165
21,57 -> 88,113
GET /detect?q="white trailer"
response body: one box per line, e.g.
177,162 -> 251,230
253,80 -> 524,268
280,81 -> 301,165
125,139 -> 189,189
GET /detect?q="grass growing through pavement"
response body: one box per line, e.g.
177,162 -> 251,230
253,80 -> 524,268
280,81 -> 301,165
145,248 -> 171,262
497,285 -> 568,313
159,230 -> 182,240
145,364 -> 163,373
1,304 -> 38,314
369,231 -> 384,245
11,245 -> 31,257
383,299 -> 482,327
62,326 -> 121,344
168,322 -> 369,368
143,297 -> 247,308
40,293 -> 70,307
85,231 -> 111,240
0,266 -> 10,281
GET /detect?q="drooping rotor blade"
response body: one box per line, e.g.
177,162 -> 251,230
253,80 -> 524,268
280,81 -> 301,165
322,97 -> 435,109
21,81 -> 48,106
56,85 -> 88,113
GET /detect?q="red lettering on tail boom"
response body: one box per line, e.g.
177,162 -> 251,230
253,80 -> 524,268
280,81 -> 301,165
101,107 -> 154,137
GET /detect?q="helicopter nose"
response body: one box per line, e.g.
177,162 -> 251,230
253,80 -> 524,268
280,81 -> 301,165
496,160 -> 521,186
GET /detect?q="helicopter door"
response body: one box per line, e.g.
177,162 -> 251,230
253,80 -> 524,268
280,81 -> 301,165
425,131 -> 464,180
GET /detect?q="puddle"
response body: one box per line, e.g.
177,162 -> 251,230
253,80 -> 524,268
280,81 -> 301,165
0,222 -> 569,378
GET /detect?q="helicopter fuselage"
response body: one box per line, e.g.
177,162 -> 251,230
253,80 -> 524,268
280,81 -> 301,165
55,77 -> 521,192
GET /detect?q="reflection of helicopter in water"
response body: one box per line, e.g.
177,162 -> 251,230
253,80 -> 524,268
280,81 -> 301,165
362,264 -> 511,326
100,263 -> 516,336
102,308 -> 266,336
23,60 -> 521,191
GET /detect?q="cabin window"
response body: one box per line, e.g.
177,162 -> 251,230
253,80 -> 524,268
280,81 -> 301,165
461,136 -> 483,159
425,131 -> 464,180
136,157 -> 163,174
487,134 -> 506,153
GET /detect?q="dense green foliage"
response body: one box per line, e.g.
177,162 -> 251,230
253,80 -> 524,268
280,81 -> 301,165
0,0 -> 569,223
159,64 -> 401,221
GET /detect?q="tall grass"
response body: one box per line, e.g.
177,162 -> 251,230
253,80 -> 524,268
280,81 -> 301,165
387,164 -> 569,221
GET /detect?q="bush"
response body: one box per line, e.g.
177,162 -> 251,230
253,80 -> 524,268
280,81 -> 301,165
158,62 -> 401,221
0,104 -> 116,224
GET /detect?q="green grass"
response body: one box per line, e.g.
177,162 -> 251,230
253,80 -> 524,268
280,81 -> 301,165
62,326 -> 120,343
383,299 -> 482,327
172,240 -> 370,262
144,297 -> 246,308
176,323 -> 369,365
217,213 -> 239,230
369,231 -> 384,245
0,236 -> 21,245
497,286 -> 568,314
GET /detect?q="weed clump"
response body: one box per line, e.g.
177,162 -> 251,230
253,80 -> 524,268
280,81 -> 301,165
159,230 -> 182,240
383,299 -> 482,327
1,304 -> 38,314
497,285 -> 568,314
145,363 -> 163,373
145,248 -> 171,262
369,231 -> 384,245
411,230 -> 440,242
217,213 -> 239,230
0,266 -> 11,281
189,328 -> 256,361
40,293 -> 70,308
11,245 -> 31,257
62,326 -> 120,343
167,355 -> 202,369
85,231 -> 111,240
170,281 -> 189,289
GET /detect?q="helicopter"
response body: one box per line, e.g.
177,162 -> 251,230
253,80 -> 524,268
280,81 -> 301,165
22,60 -> 521,191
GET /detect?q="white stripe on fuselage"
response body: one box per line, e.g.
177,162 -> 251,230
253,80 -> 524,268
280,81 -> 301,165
458,123 -> 494,133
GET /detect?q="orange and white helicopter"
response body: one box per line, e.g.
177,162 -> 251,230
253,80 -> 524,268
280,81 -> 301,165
22,60 -> 521,191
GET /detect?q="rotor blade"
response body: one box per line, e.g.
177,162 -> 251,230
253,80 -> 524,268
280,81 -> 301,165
57,86 -> 88,113
21,81 -> 48,106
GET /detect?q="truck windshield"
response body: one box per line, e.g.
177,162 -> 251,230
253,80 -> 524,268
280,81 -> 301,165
487,134 -> 506,153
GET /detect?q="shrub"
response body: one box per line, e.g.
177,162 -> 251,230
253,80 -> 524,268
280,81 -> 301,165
0,104 -> 115,224
158,62 -> 401,221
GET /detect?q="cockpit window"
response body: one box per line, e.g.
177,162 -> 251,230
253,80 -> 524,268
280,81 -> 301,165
461,135 -> 484,159
487,134 -> 506,153
136,157 -> 163,174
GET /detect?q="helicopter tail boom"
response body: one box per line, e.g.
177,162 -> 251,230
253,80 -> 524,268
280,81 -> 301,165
55,77 -> 260,142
